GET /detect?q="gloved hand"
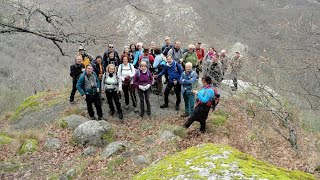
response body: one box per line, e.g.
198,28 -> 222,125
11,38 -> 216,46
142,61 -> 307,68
145,84 -> 151,90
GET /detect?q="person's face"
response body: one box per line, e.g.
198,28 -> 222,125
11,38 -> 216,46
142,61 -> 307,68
96,58 -> 102,64
175,42 -> 181,49
79,49 -> 84,55
165,38 -> 170,45
188,48 -> 194,53
167,57 -> 172,64
196,44 -> 201,49
109,66 -> 115,73
130,45 -> 136,50
140,63 -> 147,71
137,44 -> 142,50
76,57 -> 83,64
109,53 -> 114,59
151,42 -> 156,49
185,64 -> 192,72
86,66 -> 93,74
236,53 -> 240,58
202,80 -> 207,86
123,57 -> 128,64
209,48 -> 213,53
124,48 -> 129,54
108,44 -> 114,51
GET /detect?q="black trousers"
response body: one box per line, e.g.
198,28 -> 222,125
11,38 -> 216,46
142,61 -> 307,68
164,82 -> 181,107
70,78 -> 77,101
123,84 -> 137,107
105,90 -> 122,112
85,93 -> 103,118
183,104 -> 210,132
138,89 -> 151,115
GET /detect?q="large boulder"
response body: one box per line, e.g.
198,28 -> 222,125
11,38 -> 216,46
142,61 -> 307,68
73,120 -> 113,147
133,143 -> 315,180
59,115 -> 89,130
101,141 -> 132,159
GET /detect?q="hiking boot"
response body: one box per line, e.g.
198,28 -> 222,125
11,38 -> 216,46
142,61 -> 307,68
181,113 -> 189,117
90,116 -> 96,120
175,106 -> 180,111
118,111 -> 123,120
69,100 -> 75,104
98,116 -> 103,120
147,111 -> 151,116
125,104 -> 129,110
160,104 -> 169,108
110,109 -> 115,116
139,112 -> 144,118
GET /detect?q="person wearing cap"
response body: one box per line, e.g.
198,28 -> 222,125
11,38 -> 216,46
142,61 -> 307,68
182,44 -> 198,70
76,64 -> 103,120
168,41 -> 183,63
230,51 -> 245,91
219,49 -> 229,77
195,42 -> 205,75
161,36 -> 173,57
102,43 -> 120,65
180,62 -> 197,117
77,45 -> 94,67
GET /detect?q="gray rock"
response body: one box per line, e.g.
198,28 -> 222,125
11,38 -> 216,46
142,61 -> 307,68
73,120 -> 113,147
82,146 -> 97,156
133,155 -> 150,165
44,138 -> 61,150
64,115 -> 89,130
160,130 -> 177,141
101,141 -> 131,159
59,168 -> 76,180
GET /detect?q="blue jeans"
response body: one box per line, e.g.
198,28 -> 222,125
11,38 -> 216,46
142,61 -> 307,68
183,92 -> 195,115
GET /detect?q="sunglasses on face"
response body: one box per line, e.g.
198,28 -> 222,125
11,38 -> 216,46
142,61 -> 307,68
109,46 -> 114,48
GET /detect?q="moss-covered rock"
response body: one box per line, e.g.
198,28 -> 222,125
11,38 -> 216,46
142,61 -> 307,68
209,110 -> 229,126
19,139 -> 39,155
0,133 -> 13,145
133,143 -> 315,180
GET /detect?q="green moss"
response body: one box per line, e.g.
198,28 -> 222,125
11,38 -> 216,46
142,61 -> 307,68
101,130 -> 114,144
0,133 -> 13,145
133,144 -> 315,180
19,139 -> 38,155
0,163 -> 23,173
58,118 -> 68,128
209,110 -> 229,126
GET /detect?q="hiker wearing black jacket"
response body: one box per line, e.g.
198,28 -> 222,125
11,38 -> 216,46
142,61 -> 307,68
69,55 -> 85,103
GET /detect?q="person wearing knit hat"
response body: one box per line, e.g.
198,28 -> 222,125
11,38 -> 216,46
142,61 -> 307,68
182,44 -> 198,70
219,49 -> 229,77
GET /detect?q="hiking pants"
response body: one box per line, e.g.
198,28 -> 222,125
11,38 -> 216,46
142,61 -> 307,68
183,104 -> 210,132
155,76 -> 163,94
138,88 -> 151,115
183,92 -> 195,116
70,78 -> 78,101
105,90 -> 122,112
85,93 -> 103,118
122,84 -> 137,107
164,82 -> 181,107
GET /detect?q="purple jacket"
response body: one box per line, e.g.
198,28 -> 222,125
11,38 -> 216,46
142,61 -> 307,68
133,69 -> 153,87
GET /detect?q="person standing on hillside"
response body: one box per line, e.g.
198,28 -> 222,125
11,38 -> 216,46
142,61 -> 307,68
155,55 -> 183,110
102,64 -> 123,120
69,55 -> 85,103
180,62 -> 197,117
77,64 -> 103,120
77,46 -> 94,68
103,52 -> 120,71
202,47 -> 217,76
195,42 -> 205,75
139,47 -> 155,70
133,61 -> 153,118
219,50 -> 229,78
182,44 -> 198,70
93,55 -> 104,98
133,42 -> 144,69
162,36 -> 174,57
183,76 -> 215,133
118,55 -> 137,111
150,41 -> 157,58
168,41 -> 183,64
121,46 -> 132,63
129,44 -> 137,63
102,43 -> 120,64
230,51 -> 244,91
153,47 -> 167,95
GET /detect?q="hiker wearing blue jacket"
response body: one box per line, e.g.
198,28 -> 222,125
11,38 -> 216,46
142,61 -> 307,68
153,47 -> 166,95
183,76 -> 215,133
133,42 -> 144,68
77,64 -> 103,120
155,55 -> 183,110
180,62 -> 198,117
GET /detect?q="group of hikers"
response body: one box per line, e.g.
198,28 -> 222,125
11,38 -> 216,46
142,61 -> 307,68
69,36 -> 244,132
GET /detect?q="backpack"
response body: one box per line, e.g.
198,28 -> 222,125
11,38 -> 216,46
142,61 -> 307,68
140,55 -> 151,69
119,63 -> 133,75
202,85 -> 220,111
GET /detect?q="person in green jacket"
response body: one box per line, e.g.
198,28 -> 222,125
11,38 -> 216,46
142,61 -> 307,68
182,44 -> 198,71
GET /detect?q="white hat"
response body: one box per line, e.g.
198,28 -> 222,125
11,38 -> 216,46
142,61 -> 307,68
78,46 -> 85,51
221,49 -> 226,54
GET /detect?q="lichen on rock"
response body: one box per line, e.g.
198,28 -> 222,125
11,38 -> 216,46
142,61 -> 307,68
133,143 -> 315,180
0,133 -> 13,145
19,139 -> 38,155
